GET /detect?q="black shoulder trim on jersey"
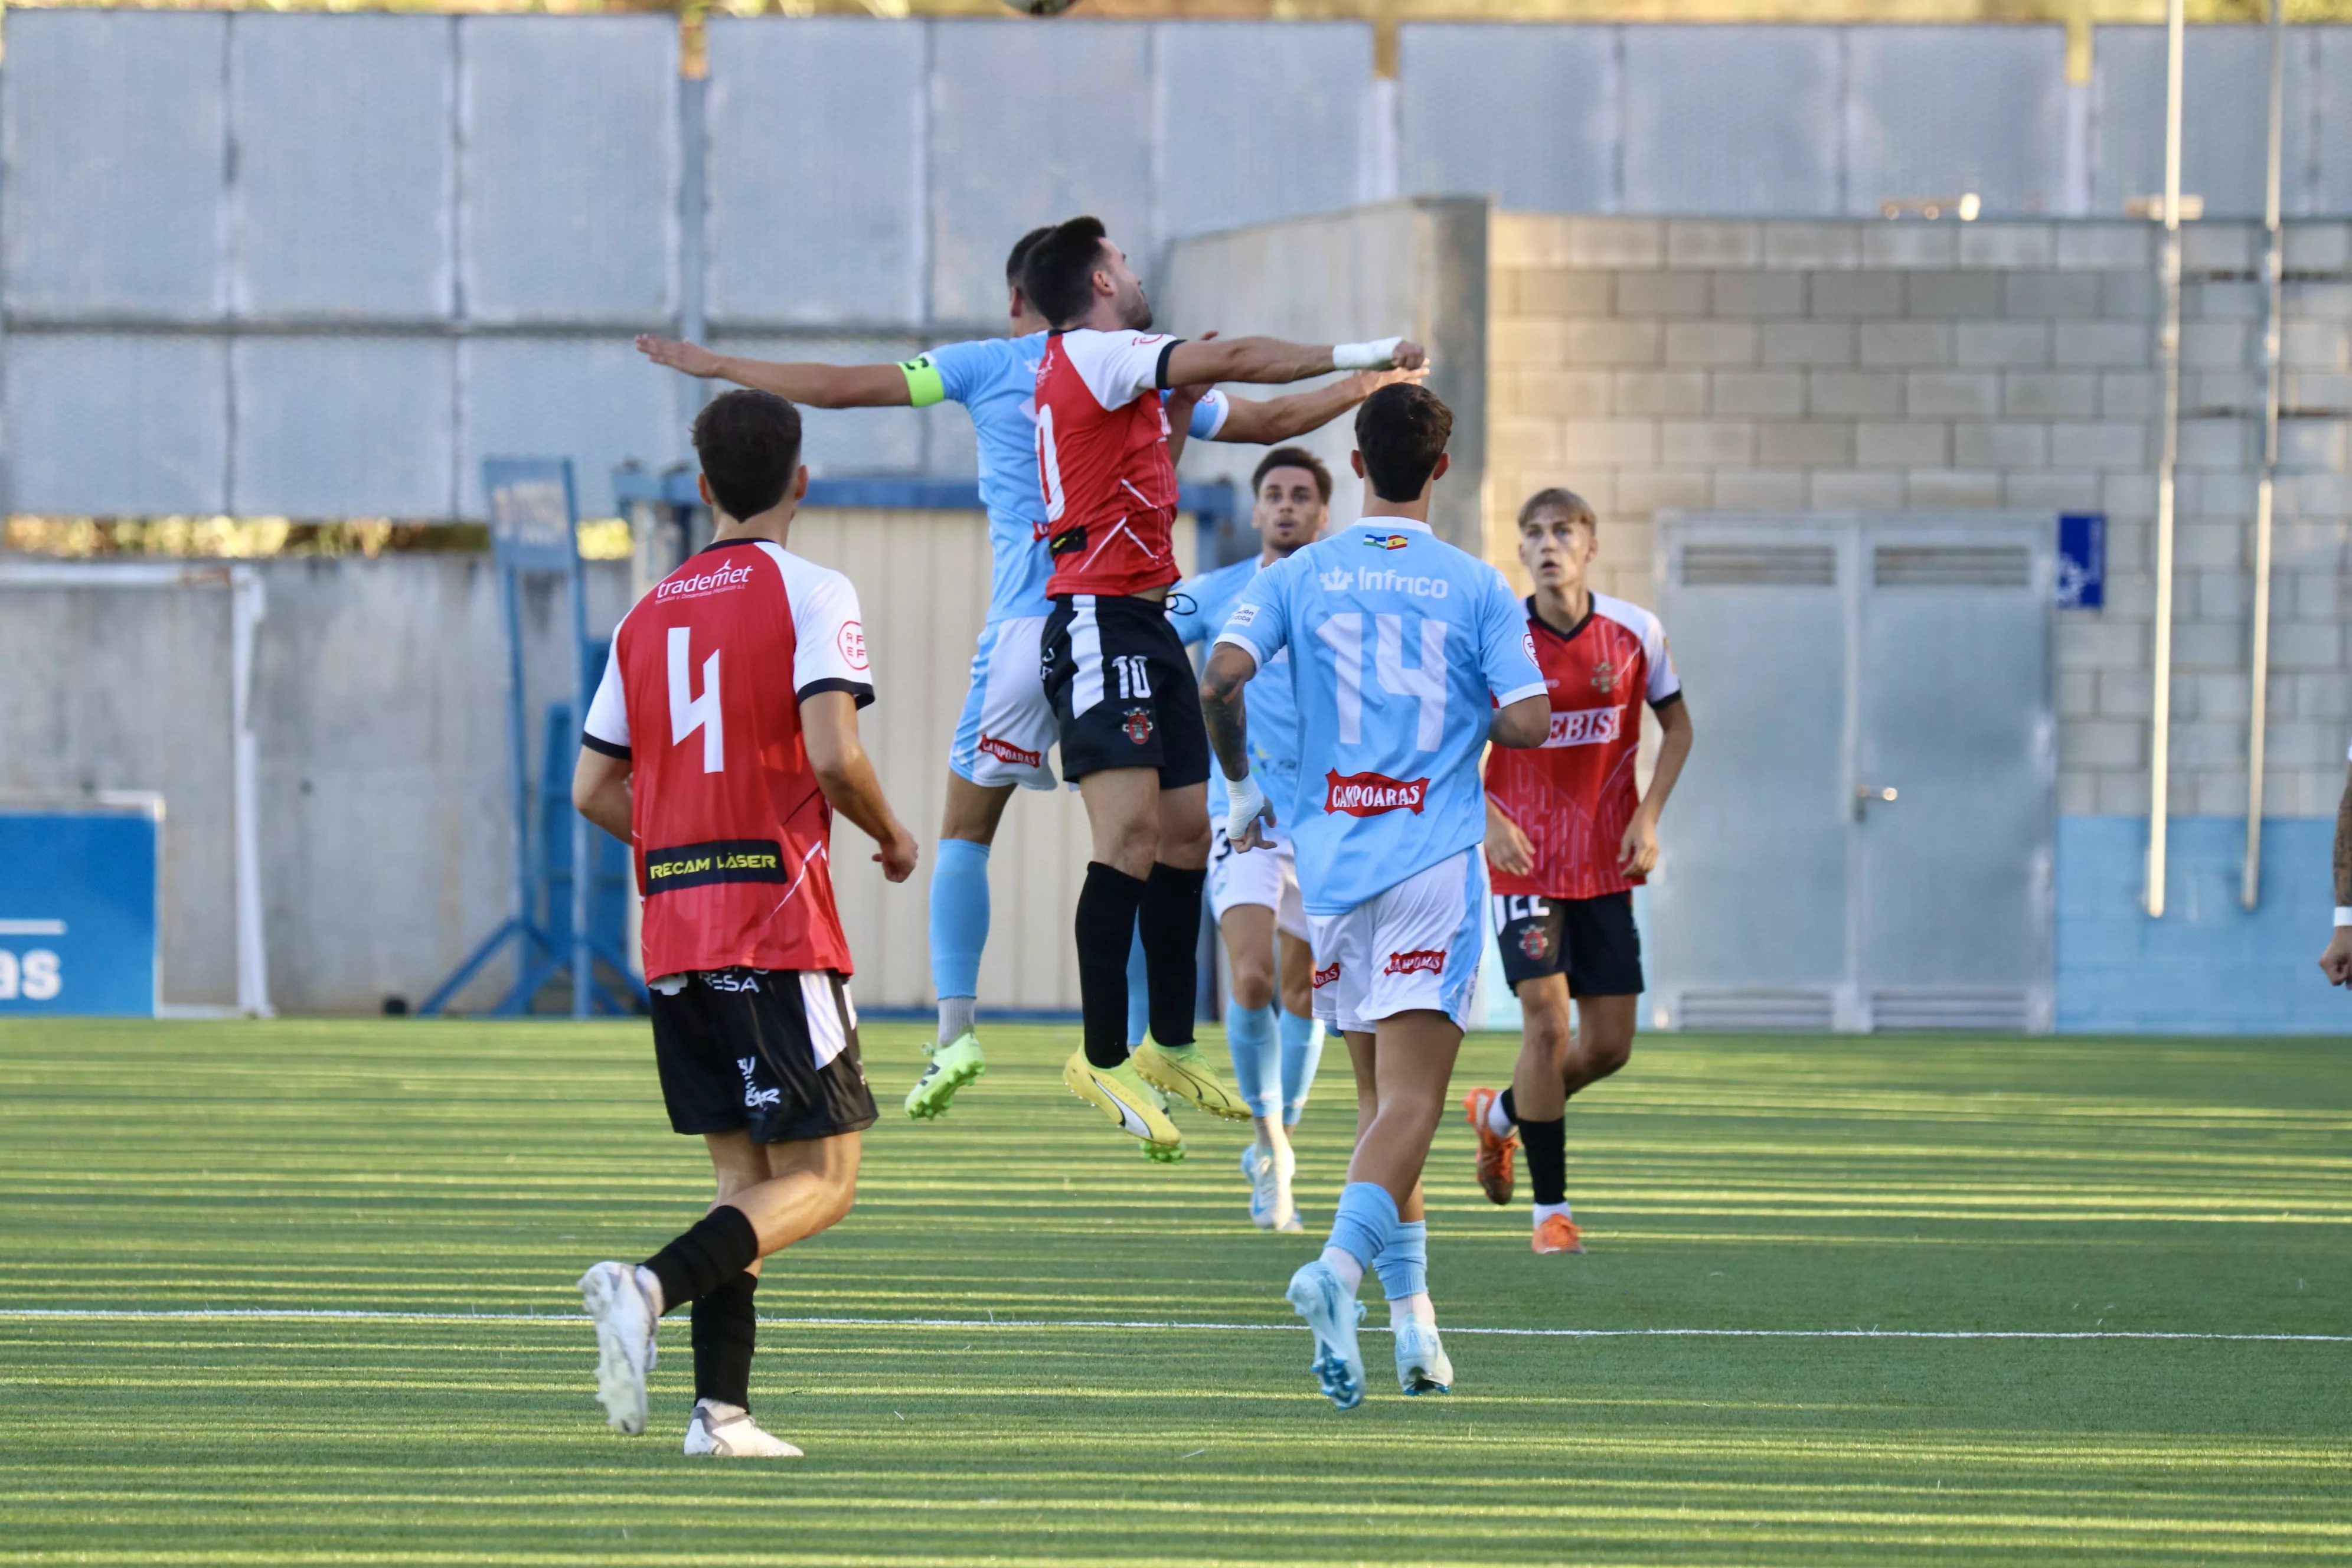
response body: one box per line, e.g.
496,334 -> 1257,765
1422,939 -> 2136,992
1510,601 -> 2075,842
697,536 -> 766,556
1525,594 -> 1593,643
1153,338 -> 1185,390
1649,689 -> 1685,713
580,731 -> 631,760
798,678 -> 876,711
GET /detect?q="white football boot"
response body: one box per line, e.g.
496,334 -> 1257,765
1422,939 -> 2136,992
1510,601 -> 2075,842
578,1261 -> 658,1436
684,1399 -> 804,1458
1393,1319 -> 1454,1396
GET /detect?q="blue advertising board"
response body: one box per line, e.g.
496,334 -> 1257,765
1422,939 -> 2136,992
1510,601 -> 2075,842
2057,512 -> 2106,609
0,808 -> 158,1016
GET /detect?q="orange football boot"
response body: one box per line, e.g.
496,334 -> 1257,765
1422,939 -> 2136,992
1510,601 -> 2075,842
1532,1213 -> 1586,1255
1464,1087 -> 1517,1206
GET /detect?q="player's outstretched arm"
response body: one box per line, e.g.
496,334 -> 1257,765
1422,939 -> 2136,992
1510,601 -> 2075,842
1620,697 -> 1694,876
2322,763 -> 2352,985
571,749 -> 633,844
634,336 -> 910,410
1213,367 -> 1428,446
802,691 -> 920,882
1162,335 -> 1425,390
1490,694 -> 1552,750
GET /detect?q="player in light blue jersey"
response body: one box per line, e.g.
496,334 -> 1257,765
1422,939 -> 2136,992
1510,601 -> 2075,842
1201,384 -> 1551,1408
1167,446 -> 1334,1232
636,230 -> 1395,1125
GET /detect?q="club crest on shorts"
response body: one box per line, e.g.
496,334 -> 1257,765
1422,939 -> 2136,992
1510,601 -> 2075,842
1518,924 -> 1550,961
1121,706 -> 1154,745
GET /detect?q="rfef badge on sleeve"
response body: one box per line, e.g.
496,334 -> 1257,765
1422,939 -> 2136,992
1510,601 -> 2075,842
2057,513 -> 2105,610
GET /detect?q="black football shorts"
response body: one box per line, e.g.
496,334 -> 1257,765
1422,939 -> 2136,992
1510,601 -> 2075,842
648,968 -> 877,1143
1491,890 -> 1644,998
1040,592 -> 1211,789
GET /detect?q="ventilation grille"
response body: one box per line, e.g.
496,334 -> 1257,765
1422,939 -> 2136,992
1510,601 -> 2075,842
1871,988 -> 2030,1033
1676,989 -> 1837,1031
1680,544 -> 1837,587
1873,545 -> 2031,589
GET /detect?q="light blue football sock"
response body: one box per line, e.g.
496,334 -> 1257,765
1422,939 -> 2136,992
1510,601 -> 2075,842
1327,1182 -> 1401,1273
1224,1000 -> 1279,1120
1373,1219 -> 1429,1302
928,838 -> 989,1039
1278,1010 -> 1323,1126
1125,924 -> 1151,1048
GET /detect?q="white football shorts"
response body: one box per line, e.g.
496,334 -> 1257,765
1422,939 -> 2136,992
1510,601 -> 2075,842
1307,848 -> 1486,1037
1207,822 -> 1309,941
948,614 -> 1058,790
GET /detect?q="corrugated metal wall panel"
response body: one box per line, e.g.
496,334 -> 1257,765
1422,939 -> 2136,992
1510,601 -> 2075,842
233,338 -> 457,518
1,10 -> 226,318
927,21 -> 1156,322
459,338 -> 685,516
1153,22 -> 1369,240
705,19 -> 924,328
5,335 -> 230,514
1847,27 -> 2068,217
458,16 -> 678,324
1623,27 -> 1842,217
230,15 -> 454,319
1400,24 -> 1617,211
2320,30 -> 2352,217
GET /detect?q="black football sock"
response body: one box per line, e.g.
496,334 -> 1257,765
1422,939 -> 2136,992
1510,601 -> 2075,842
691,1269 -> 759,1410
641,1204 -> 760,1313
1138,862 -> 1207,1049
1520,1116 -> 1568,1207
1498,1087 -> 1519,1127
1077,862 -> 1148,1069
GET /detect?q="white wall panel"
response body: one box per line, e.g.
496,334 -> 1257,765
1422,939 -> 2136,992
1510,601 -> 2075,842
1623,27 -> 1843,217
459,338 -> 685,516
2095,26 -> 2324,221
5,336 -> 228,514
1153,22 -> 1368,240
1400,25 -> 1617,211
233,338 -> 456,518
1848,27 -> 2069,218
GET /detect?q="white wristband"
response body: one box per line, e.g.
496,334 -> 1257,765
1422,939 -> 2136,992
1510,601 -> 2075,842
1224,772 -> 1269,847
2334,907 -> 2352,927
1332,336 -> 1402,371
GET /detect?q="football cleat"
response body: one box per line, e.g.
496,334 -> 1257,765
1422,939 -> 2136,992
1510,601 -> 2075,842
1063,1050 -> 1182,1155
1131,1041 -> 1253,1122
1464,1087 -> 1518,1206
1533,1213 -> 1586,1255
904,1032 -> 986,1120
1244,1142 -> 1304,1231
578,1260 -> 658,1436
684,1400 -> 803,1458
1285,1258 -> 1366,1410
1393,1319 -> 1454,1396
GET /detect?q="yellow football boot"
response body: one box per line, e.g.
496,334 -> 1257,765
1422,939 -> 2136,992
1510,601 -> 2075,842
1063,1051 -> 1183,1157
1131,1041 -> 1253,1122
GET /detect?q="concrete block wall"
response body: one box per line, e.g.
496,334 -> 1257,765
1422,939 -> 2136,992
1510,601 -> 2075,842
1485,214 -> 2352,823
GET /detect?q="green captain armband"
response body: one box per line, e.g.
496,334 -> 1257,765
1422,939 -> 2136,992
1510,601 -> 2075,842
899,355 -> 946,408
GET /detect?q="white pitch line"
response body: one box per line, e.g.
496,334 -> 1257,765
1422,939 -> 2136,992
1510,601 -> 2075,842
1,1308 -> 2345,1344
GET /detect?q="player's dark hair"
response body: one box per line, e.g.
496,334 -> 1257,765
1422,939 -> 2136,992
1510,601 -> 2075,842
691,388 -> 802,522
1006,226 -> 1053,283
1252,446 -> 1333,504
1353,384 -> 1453,502
1518,486 -> 1598,533
1023,215 -> 1112,329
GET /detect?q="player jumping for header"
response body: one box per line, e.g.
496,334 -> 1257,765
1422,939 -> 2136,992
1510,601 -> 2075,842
1465,488 -> 1694,1255
1202,384 -> 1551,1406
636,231 -> 1407,1126
1169,447 -> 1334,1229
571,390 -> 920,1456
1019,214 -> 1427,1159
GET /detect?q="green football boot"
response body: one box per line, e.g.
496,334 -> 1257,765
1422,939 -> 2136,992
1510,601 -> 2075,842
904,1031 -> 986,1121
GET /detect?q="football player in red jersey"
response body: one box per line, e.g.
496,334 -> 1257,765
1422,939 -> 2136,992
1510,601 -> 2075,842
569,390 -> 920,1456
1465,488 -> 1695,1255
1017,215 -> 1426,1157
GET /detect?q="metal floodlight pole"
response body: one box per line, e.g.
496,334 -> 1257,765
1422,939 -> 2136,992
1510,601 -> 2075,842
2242,0 -> 2288,909
2144,0 -> 2186,918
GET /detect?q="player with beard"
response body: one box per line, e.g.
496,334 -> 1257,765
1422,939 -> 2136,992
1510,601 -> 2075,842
1167,447 -> 1337,1229
1464,488 -> 1694,1255
1020,214 -> 1425,1158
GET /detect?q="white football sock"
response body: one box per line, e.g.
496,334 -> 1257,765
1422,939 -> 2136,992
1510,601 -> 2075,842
1533,1201 -> 1574,1228
1486,1096 -> 1514,1139
1318,1245 -> 1365,1291
938,996 -> 976,1046
1389,1292 -> 1437,1328
635,1265 -> 667,1318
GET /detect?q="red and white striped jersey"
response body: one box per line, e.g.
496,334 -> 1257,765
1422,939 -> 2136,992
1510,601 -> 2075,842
1483,592 -> 1681,901
1035,328 -> 1184,599
583,538 -> 874,979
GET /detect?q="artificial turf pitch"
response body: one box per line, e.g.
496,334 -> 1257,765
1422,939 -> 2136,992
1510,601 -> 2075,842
0,1020 -> 2346,1565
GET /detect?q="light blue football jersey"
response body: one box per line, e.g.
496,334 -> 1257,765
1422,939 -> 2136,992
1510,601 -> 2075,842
919,333 -> 1227,625
1214,518 -> 1546,916
1169,552 -> 1302,837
